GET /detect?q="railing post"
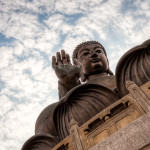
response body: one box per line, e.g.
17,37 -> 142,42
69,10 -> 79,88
69,119 -> 86,150
126,80 -> 150,112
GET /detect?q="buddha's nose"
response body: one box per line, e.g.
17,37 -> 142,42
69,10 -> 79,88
91,51 -> 98,58
91,52 -> 98,58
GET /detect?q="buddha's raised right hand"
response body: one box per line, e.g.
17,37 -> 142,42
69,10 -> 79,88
52,50 -> 81,91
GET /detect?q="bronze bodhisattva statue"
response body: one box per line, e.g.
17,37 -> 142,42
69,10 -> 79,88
22,40 -> 150,150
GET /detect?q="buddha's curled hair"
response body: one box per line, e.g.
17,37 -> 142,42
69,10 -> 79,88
72,41 -> 107,61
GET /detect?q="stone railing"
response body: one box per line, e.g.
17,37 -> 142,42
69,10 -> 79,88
52,81 -> 150,150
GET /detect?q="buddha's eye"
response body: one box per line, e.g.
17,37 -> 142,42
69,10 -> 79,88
96,49 -> 102,53
81,52 -> 89,58
83,52 -> 89,56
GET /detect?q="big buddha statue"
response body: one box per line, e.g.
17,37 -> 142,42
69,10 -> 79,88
22,40 -> 150,150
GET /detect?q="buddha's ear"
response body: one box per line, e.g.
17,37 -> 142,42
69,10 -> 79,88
107,68 -> 114,75
73,59 -> 81,67
74,58 -> 86,82
80,72 -> 86,82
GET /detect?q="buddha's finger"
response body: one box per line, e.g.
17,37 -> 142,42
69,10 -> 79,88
61,50 -> 67,64
56,52 -> 62,65
52,56 -> 57,68
66,54 -> 71,65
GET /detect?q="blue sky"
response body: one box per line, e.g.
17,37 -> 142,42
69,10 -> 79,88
0,0 -> 150,149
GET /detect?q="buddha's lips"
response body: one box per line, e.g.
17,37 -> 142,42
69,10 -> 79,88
91,58 -> 101,63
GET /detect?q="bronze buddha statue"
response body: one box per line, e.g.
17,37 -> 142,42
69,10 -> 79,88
22,39 -> 150,150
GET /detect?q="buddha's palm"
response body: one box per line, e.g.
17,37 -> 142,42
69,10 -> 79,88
52,50 -> 81,90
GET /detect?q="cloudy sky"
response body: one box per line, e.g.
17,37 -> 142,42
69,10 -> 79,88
0,0 -> 150,149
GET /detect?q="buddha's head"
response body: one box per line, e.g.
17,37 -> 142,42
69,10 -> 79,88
73,41 -> 112,81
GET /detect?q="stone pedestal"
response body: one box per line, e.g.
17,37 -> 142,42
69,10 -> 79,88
90,111 -> 150,150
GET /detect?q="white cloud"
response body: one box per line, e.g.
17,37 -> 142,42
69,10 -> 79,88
0,47 -> 14,69
0,0 -> 55,14
54,0 -> 83,14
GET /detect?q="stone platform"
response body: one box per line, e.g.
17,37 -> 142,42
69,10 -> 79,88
90,111 -> 150,150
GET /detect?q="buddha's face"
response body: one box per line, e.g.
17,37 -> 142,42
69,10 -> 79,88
77,44 -> 108,77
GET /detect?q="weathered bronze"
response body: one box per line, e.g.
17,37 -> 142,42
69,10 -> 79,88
22,39 -> 150,150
